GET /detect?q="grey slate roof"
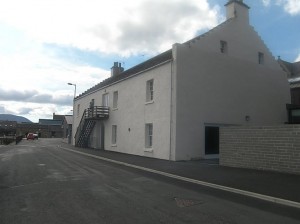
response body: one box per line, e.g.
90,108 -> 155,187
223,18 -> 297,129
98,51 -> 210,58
65,115 -> 73,125
290,81 -> 300,89
279,59 -> 300,79
76,49 -> 172,99
39,119 -> 63,125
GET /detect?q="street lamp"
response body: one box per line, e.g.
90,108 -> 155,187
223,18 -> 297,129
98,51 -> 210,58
67,83 -> 76,145
68,83 -> 77,99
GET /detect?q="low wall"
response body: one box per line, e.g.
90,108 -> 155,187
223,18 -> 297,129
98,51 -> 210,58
220,125 -> 300,175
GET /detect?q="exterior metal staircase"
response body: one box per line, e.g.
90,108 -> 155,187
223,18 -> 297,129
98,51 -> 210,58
75,106 -> 109,147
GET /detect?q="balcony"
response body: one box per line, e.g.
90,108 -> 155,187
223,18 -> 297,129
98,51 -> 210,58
75,106 -> 109,147
84,106 -> 109,120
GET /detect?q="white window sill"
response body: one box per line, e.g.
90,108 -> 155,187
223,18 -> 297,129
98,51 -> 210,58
111,144 -> 117,147
145,100 -> 154,105
144,148 -> 153,152
112,108 -> 118,111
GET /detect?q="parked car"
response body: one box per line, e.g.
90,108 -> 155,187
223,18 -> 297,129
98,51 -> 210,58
27,133 -> 35,140
33,134 -> 38,140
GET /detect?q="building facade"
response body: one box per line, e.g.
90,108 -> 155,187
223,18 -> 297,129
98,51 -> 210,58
278,59 -> 300,105
0,121 -> 17,136
72,0 -> 290,161
62,115 -> 73,144
278,59 -> 300,123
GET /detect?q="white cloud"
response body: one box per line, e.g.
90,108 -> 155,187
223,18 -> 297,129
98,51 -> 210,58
0,41 -> 110,122
282,0 -> 300,15
262,0 -> 271,6
266,0 -> 300,15
0,101 -> 73,122
295,53 -> 300,62
0,49 -> 109,96
0,0 -> 221,56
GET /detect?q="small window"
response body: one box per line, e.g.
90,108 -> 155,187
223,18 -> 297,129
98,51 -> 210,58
146,79 -> 154,102
112,125 -> 117,145
77,104 -> 80,116
220,40 -> 228,54
113,91 -> 118,109
145,123 -> 153,148
102,93 -> 109,107
258,52 -> 264,64
89,99 -> 94,108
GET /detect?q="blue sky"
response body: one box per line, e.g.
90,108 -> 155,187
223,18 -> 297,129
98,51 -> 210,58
0,0 -> 299,122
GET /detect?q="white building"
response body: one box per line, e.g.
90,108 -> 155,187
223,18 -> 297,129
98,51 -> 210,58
72,0 -> 290,161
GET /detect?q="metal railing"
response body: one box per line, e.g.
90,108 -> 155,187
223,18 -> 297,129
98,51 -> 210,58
0,135 -> 23,145
75,106 -> 109,147
84,106 -> 109,119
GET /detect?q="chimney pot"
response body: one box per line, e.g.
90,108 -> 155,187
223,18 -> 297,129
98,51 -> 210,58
111,62 -> 124,77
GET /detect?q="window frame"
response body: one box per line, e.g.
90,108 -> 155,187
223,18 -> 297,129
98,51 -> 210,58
145,123 -> 153,148
220,40 -> 228,54
258,52 -> 264,65
146,79 -> 154,102
113,91 -> 118,109
102,93 -> 109,107
77,104 -> 80,117
111,125 -> 117,145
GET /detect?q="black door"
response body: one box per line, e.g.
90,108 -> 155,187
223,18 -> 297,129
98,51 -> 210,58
205,126 -> 219,155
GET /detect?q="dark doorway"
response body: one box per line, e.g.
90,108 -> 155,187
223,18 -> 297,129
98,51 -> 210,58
205,126 -> 219,154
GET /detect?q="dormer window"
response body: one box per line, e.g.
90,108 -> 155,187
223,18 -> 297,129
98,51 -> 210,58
220,40 -> 228,54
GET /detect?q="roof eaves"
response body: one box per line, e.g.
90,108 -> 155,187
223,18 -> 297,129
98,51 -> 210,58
76,49 -> 172,99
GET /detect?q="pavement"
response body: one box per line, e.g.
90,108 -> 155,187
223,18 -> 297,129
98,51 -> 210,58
59,142 -> 300,209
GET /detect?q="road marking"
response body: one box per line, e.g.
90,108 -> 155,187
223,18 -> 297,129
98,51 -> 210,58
59,146 -> 300,209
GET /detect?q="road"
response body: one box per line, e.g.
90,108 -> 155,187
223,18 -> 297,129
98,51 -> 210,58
0,138 -> 299,224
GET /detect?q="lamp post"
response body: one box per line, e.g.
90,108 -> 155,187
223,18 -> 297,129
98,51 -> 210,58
67,83 -> 76,145
68,83 -> 77,99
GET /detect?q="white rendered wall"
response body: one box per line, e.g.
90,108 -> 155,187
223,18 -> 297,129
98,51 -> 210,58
73,62 -> 173,160
172,19 -> 291,161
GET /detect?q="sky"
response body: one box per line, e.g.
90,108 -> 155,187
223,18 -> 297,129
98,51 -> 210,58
0,0 -> 299,122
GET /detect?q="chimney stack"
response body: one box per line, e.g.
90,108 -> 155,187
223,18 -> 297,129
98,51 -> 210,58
225,0 -> 250,24
111,62 -> 124,77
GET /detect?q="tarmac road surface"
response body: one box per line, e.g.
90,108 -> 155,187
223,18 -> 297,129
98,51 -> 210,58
0,138 -> 299,224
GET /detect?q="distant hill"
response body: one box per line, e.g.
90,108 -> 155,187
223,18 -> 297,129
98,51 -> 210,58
0,114 -> 32,123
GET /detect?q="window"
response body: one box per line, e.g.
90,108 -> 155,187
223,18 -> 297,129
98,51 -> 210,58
77,104 -> 80,116
146,79 -> 154,102
145,123 -> 153,148
112,125 -> 117,145
102,93 -> 109,107
89,99 -> 94,108
258,52 -> 264,64
113,91 -> 118,109
220,40 -> 228,54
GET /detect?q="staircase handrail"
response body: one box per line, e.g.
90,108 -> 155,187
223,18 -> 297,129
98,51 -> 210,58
75,109 -> 87,145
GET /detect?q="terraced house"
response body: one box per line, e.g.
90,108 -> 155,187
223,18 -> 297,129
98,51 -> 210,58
71,0 -> 290,161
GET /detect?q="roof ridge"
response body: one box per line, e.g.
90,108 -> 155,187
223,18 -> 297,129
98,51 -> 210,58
76,49 -> 172,99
